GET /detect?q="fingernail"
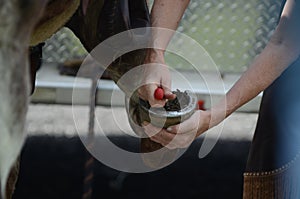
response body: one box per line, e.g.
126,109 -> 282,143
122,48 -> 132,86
167,127 -> 172,132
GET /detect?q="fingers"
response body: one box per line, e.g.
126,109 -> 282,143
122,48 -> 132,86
164,92 -> 176,100
161,85 -> 176,100
138,63 -> 174,107
152,129 -> 195,149
138,82 -> 174,107
138,84 -> 166,107
167,111 -> 201,135
141,111 -> 207,149
143,123 -> 196,149
142,122 -> 161,137
143,122 -> 175,148
151,137 -> 178,150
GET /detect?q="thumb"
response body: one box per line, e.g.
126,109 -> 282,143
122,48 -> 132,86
161,85 -> 176,100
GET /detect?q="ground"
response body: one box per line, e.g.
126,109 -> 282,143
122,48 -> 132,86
12,104 -> 258,199
26,104 -> 258,140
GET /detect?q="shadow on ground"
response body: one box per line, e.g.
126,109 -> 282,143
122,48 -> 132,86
13,136 -> 250,199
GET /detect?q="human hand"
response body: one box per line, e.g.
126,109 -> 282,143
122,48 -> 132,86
138,49 -> 176,107
142,110 -> 211,149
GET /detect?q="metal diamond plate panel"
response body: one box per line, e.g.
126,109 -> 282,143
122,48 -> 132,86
43,0 -> 283,73
43,28 -> 87,63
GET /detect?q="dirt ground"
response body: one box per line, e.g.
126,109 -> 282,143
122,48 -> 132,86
11,104 -> 259,199
26,104 -> 258,140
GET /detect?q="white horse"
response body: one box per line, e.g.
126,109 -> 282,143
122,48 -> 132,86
0,1 -> 49,198
0,0 -> 150,198
0,1 -> 95,198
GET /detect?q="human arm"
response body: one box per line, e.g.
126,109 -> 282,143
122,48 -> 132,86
138,0 -> 190,107
144,0 -> 300,148
209,0 -> 300,126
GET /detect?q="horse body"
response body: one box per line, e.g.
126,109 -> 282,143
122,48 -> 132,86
0,0 -> 149,198
0,1 -> 48,198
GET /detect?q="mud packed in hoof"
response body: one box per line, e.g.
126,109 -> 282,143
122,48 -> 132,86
141,90 -> 190,112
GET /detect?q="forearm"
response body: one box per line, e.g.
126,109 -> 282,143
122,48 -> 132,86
211,42 -> 298,126
147,0 -> 190,59
151,0 -> 190,30
209,0 -> 300,127
212,43 -> 300,128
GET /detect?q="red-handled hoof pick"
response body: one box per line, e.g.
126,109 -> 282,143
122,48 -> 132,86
154,87 -> 164,100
